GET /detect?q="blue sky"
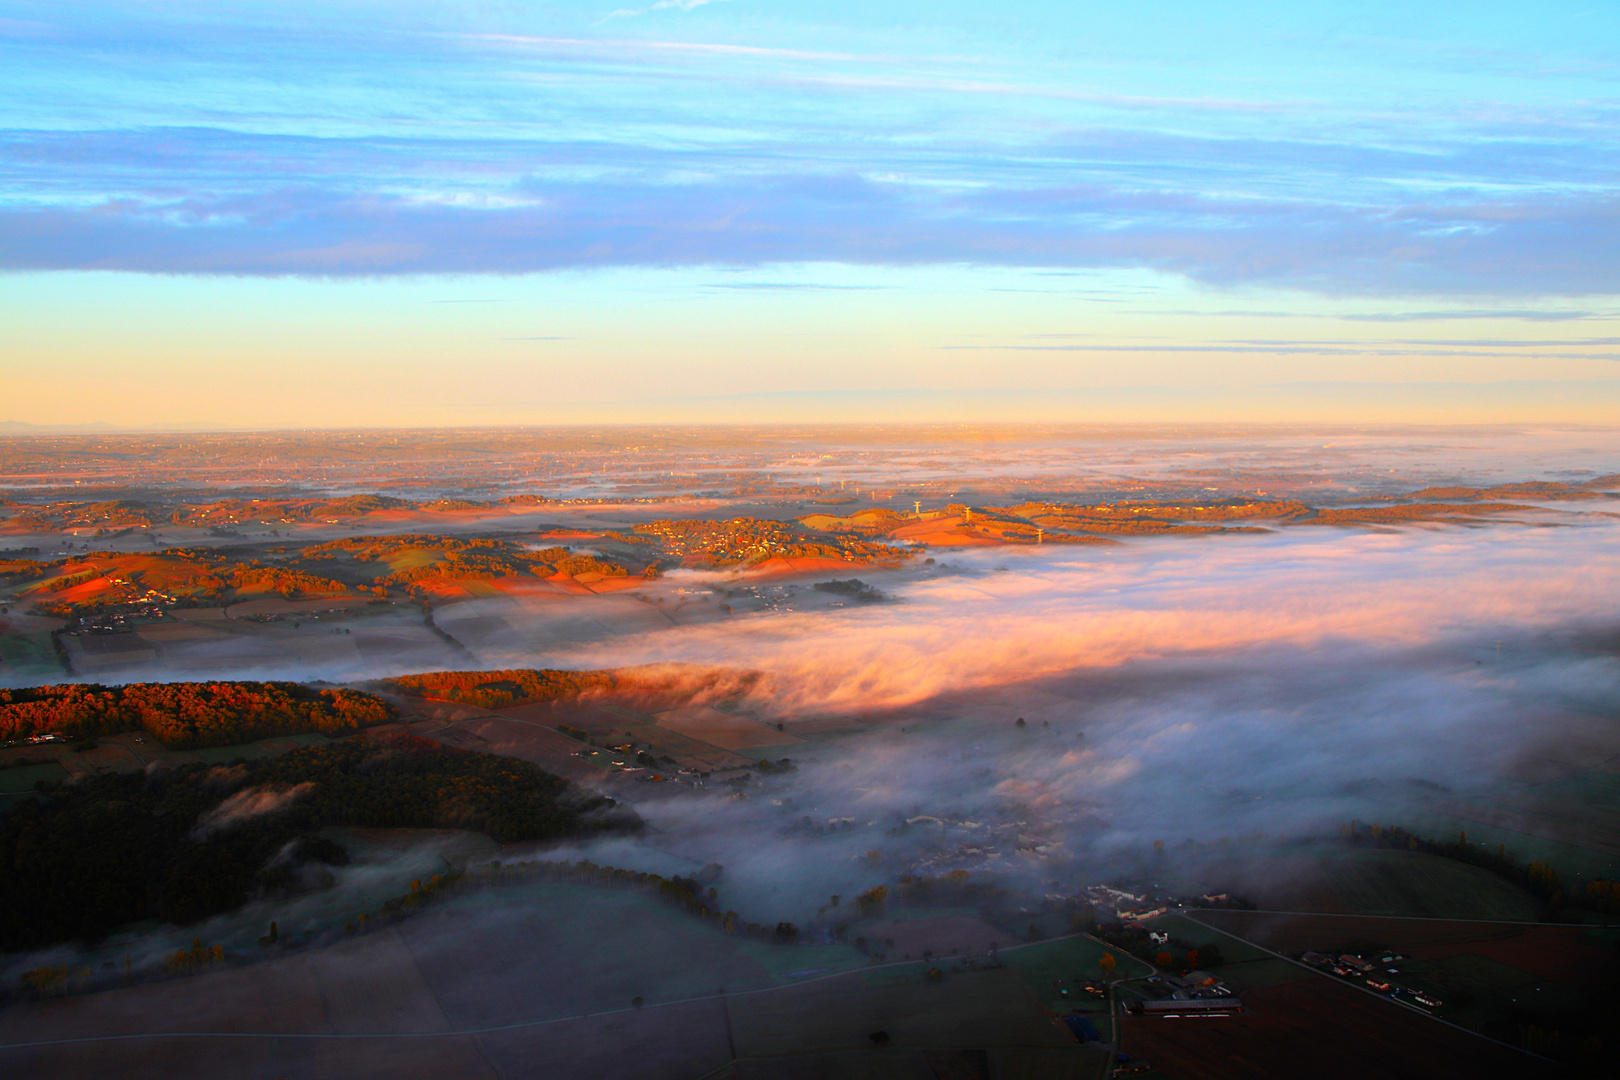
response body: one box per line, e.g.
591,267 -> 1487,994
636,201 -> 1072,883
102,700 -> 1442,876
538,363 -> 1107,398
2,1 -> 1618,427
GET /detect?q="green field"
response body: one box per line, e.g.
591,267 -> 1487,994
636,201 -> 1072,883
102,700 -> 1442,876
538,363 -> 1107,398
0,760 -> 67,793
1320,848 -> 1543,920
1217,956 -> 1310,990
193,731 -> 330,764
859,960 -> 932,987
1146,914 -> 1272,964
1407,807 -> 1620,886
1143,914 -> 1309,992
1399,952 -> 1588,1032
0,632 -> 58,677
1003,934 -> 1152,1010
0,732 -> 337,798
382,547 -> 444,572
1531,771 -> 1620,815
732,964 -> 1080,1061
735,938 -> 867,982
401,880 -> 796,1015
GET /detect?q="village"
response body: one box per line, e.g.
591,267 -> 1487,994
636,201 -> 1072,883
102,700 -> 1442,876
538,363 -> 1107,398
1298,948 -> 1442,1010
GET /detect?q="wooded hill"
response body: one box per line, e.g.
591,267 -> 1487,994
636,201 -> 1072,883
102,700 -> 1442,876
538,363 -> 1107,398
381,668 -> 620,709
3,534 -> 634,618
0,681 -> 395,749
0,733 -> 640,949
632,517 -> 905,568
379,665 -> 760,711
296,534 -> 627,589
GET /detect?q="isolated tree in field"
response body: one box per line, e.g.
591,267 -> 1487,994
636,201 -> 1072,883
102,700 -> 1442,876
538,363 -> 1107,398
1156,951 -> 1173,968
1185,949 -> 1199,969
1098,953 -> 1116,975
856,885 -> 888,914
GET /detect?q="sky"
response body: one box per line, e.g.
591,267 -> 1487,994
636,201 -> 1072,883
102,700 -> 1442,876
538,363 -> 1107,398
2,0 -> 1618,428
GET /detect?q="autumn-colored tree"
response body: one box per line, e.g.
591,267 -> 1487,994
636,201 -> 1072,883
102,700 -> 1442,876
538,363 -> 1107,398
1098,953 -> 1117,975
382,667 -> 625,708
1156,951 -> 1174,968
856,885 -> 889,914
0,681 -> 395,748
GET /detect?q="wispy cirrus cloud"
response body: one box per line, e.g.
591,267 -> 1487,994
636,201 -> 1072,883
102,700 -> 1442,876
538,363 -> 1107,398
5,165 -> 1619,296
3,1 -> 1617,300
1338,309 -> 1609,322
700,281 -> 888,291
941,342 -> 1620,361
599,0 -> 730,25
469,30 -> 849,62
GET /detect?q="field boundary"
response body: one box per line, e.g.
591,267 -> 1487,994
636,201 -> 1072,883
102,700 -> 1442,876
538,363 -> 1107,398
1214,907 -> 1620,928
1182,910 -> 1557,1064
0,930 -> 1110,1052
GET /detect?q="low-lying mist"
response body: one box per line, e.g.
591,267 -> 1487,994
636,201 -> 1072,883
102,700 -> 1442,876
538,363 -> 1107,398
12,519 -> 1620,951
567,523 -> 1620,714
514,521 -> 1620,919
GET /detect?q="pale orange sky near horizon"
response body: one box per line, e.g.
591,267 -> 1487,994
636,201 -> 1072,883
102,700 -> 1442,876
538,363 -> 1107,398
5,268 -> 1620,430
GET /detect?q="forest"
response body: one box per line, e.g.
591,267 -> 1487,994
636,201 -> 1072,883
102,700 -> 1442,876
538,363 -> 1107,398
298,534 -> 628,589
381,667 -> 622,709
632,516 -> 904,568
0,681 -> 395,748
0,733 -> 639,949
166,494 -> 412,528
381,665 -> 757,710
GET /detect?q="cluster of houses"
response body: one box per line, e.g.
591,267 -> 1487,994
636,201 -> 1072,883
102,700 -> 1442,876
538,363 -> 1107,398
570,745 -> 708,787
2,732 -> 64,750
903,817 -> 1064,875
1128,969 -> 1242,1015
1081,884 -> 1185,922
74,589 -> 176,632
1078,884 -> 1243,924
237,607 -> 350,624
1299,950 -> 1440,1008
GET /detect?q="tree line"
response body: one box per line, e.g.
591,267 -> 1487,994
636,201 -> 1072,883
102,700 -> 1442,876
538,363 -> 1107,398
381,667 -> 622,709
1342,821 -> 1620,917
0,681 -> 396,748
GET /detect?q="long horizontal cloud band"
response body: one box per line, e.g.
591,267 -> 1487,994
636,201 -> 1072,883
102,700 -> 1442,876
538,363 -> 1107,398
3,172 -> 1617,293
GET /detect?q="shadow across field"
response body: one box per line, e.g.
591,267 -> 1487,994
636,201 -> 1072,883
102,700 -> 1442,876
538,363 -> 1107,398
0,882 -> 1104,1080
1118,973 -> 1554,1080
